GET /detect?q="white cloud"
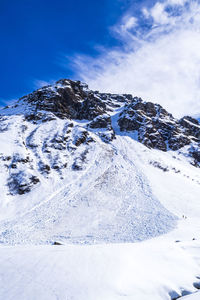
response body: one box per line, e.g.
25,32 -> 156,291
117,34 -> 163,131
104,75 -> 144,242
142,7 -> 150,18
150,2 -> 170,25
70,0 -> 200,118
168,0 -> 187,4
110,15 -> 138,43
122,16 -> 137,31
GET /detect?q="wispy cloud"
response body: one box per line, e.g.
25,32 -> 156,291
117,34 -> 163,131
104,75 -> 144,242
34,79 -> 56,89
69,0 -> 200,118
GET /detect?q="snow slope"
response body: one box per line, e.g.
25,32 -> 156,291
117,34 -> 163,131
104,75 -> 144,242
0,120 -> 177,244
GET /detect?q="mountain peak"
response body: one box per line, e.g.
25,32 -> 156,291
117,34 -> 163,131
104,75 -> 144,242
1,78 -> 200,161
0,78 -> 200,245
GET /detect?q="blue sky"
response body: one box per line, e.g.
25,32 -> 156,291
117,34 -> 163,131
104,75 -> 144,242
1,0 -> 200,117
0,0 -> 134,104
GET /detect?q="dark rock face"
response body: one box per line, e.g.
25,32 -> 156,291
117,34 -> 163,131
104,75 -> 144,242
189,145 -> 200,166
89,114 -> 111,129
168,133 -> 191,151
88,114 -> 115,142
8,172 -> 40,195
73,130 -> 93,146
138,126 -> 167,151
118,97 -> 200,152
20,79 -> 107,120
179,116 -> 200,140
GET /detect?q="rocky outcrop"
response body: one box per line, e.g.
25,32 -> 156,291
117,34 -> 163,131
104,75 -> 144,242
8,172 -> 40,195
88,114 -> 115,142
189,145 -> 200,166
118,97 -> 199,153
18,79 -> 108,120
179,116 -> 200,140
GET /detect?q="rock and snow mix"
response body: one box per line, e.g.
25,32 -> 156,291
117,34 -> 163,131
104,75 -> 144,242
0,79 -> 200,299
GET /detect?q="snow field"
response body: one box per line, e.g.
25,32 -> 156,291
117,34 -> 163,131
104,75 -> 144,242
1,239 -> 200,300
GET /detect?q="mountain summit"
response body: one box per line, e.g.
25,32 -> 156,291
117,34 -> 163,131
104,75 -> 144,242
3,79 -> 200,154
0,79 -> 199,245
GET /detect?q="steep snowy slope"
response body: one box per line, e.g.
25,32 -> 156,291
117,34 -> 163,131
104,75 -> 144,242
0,79 -> 200,245
0,116 -> 176,244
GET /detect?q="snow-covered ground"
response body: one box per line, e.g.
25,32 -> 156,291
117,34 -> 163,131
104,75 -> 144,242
1,238 -> 200,300
184,294 -> 200,299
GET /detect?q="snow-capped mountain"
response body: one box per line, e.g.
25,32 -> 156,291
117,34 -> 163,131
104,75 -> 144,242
0,78 -> 200,246
1,79 -> 200,300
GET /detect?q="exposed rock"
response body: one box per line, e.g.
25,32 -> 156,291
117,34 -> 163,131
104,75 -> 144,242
19,79 -> 107,120
179,116 -> 200,139
1,156 -> 11,161
72,150 -> 89,171
74,131 -> 89,147
39,162 -> 51,174
53,241 -> 63,245
168,132 -> 191,150
149,161 -> 169,172
118,97 -> 200,153
189,145 -> 200,167
139,126 -> 167,151
89,114 -> 111,129
8,172 -> 40,195
88,114 -> 115,142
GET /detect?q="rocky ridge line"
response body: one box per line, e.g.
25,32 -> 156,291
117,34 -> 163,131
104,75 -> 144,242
0,78 -> 200,195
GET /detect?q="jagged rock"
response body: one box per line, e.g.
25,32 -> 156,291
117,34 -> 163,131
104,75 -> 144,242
10,163 -> 17,169
8,172 -> 40,195
179,116 -> 200,139
118,97 -> 199,152
25,113 -> 44,122
139,126 -> 167,151
74,131 -> 88,146
168,132 -> 191,150
19,79 -> 107,120
1,156 -> 11,161
149,161 -> 169,172
39,162 -> 51,174
88,114 -> 115,142
89,114 -> 111,129
72,150 -> 88,171
189,145 -> 200,167
72,128 -> 94,147
192,149 -> 200,162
